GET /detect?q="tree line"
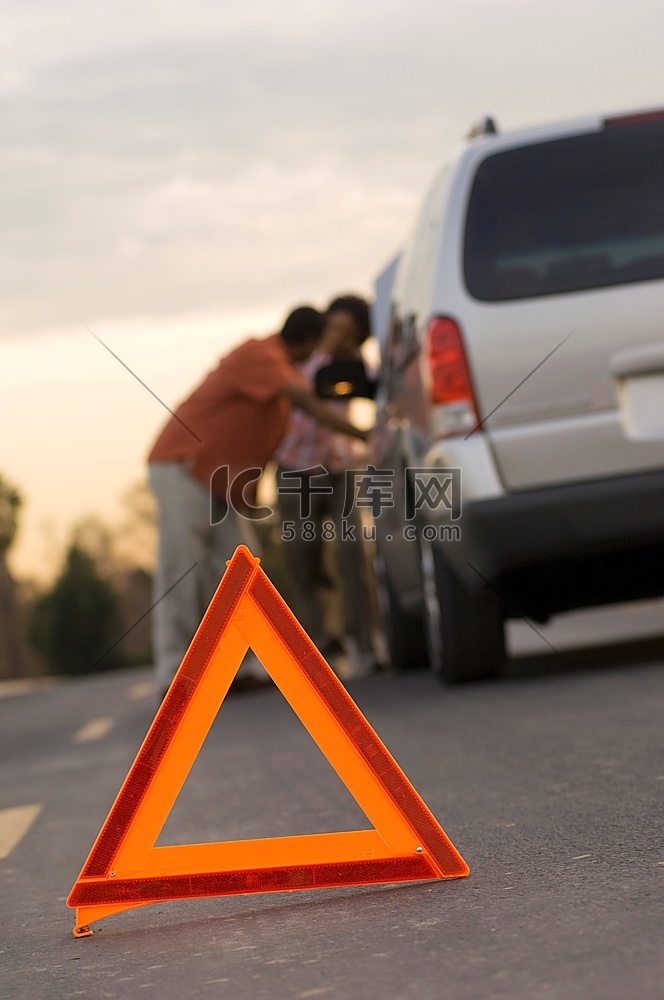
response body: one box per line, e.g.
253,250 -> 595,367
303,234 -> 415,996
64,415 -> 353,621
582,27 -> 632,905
0,473 -> 154,679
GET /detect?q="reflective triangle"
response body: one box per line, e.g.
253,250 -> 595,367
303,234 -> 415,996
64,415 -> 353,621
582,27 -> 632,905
68,546 -> 468,937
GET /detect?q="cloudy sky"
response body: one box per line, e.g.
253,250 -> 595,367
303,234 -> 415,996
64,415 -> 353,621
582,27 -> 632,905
2,0 -> 663,578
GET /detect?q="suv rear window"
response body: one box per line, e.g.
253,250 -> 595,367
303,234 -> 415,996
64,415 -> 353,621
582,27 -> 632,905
464,120 -> 664,301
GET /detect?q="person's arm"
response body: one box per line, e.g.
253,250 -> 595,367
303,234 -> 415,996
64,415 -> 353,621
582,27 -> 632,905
281,384 -> 368,441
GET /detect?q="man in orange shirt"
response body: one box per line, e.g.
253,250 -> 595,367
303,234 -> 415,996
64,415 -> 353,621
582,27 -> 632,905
148,305 -> 367,694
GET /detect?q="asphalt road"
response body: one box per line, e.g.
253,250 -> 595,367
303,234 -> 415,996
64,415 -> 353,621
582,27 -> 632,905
1,632 -> 663,1000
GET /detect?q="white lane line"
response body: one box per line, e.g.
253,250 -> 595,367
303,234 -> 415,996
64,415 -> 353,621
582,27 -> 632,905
0,679 -> 58,699
0,805 -> 42,859
73,716 -> 116,743
126,681 -> 155,701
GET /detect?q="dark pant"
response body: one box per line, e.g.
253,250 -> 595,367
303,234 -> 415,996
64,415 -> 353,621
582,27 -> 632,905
276,467 -> 375,654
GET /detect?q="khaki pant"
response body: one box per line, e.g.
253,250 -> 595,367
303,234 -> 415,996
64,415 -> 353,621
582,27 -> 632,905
148,461 -> 261,690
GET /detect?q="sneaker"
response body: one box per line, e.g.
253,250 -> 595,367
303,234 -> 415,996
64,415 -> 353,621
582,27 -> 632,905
346,651 -> 382,679
339,636 -> 382,679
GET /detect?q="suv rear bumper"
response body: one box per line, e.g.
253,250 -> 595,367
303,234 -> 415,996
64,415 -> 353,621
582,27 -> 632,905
434,468 -> 664,613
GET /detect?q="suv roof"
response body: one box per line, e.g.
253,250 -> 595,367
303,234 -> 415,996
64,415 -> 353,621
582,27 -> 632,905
462,105 -> 664,150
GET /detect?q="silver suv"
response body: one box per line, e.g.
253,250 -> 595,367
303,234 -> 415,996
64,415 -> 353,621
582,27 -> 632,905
370,107 -> 664,682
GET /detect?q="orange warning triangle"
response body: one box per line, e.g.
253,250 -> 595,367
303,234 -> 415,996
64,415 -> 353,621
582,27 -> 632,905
67,546 -> 468,936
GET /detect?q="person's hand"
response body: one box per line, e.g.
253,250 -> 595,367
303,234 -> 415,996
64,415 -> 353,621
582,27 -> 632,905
283,384 -> 371,441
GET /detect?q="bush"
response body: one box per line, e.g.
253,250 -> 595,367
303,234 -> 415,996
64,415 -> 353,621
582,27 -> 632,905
28,544 -> 125,675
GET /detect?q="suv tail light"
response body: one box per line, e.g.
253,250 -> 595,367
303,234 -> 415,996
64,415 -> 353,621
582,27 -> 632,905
426,316 -> 479,437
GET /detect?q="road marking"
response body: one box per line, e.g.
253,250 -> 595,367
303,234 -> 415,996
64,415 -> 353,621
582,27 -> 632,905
126,681 -> 154,700
0,679 -> 58,699
0,805 -> 42,859
73,717 -> 116,743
